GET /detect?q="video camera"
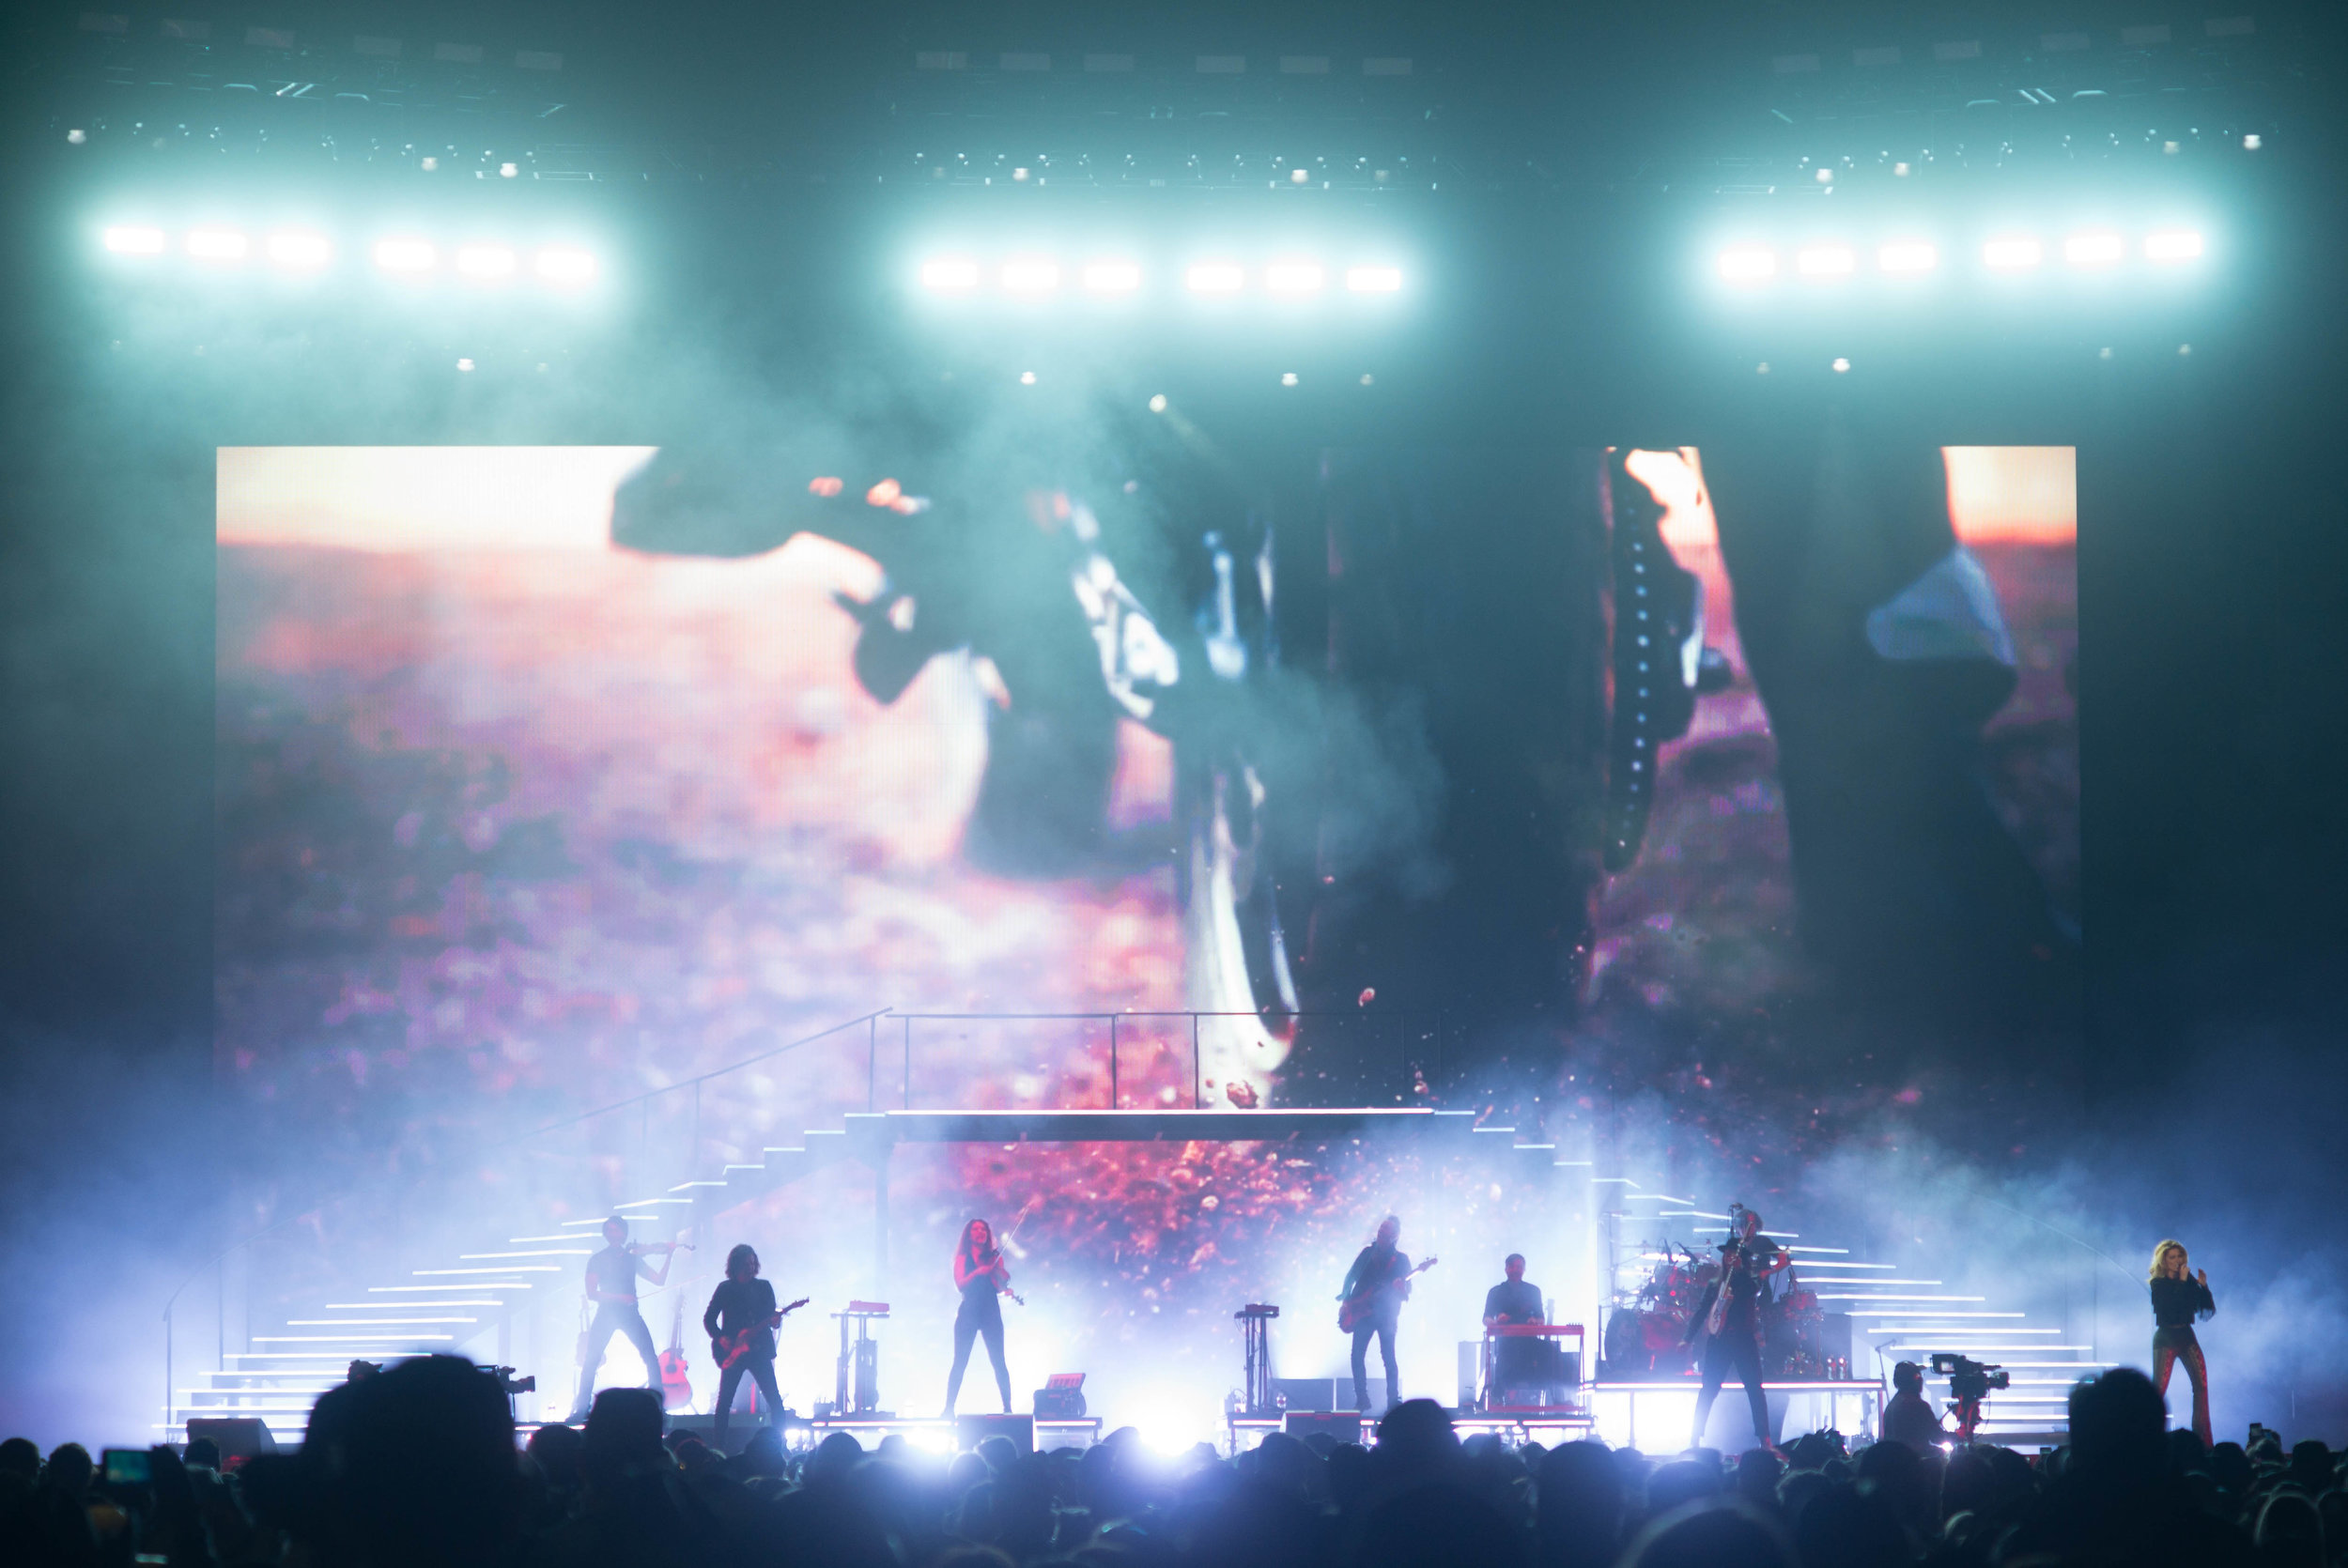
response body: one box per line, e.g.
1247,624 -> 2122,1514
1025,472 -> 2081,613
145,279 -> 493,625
1928,1353 -> 2010,1403
487,1366 -> 536,1396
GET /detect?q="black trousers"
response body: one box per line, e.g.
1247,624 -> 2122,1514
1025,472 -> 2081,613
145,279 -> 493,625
571,1303 -> 661,1419
1692,1330 -> 1772,1450
1351,1309 -> 1400,1412
946,1299 -> 1012,1414
713,1354 -> 784,1448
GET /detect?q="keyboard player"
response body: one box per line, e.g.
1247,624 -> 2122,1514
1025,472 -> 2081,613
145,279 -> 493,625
1482,1253 -> 1548,1399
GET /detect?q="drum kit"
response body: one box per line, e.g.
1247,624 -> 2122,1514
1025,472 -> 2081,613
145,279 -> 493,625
1602,1241 -> 1831,1377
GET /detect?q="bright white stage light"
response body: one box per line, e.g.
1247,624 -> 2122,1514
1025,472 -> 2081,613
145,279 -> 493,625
1796,245 -> 1856,278
904,1426 -> 955,1453
186,227 -> 249,262
456,243 -> 517,279
1344,266 -> 1402,293
1982,237 -> 2043,270
1716,246 -> 1776,283
1185,262 -> 1245,294
919,256 -> 981,290
266,232 -> 332,268
2063,233 -> 2125,267
535,247 -> 599,284
374,238 -> 439,273
1081,260 -> 1141,293
102,225 -> 167,255
1877,241 -> 1938,274
1000,255 -> 1061,294
1265,260 -> 1325,294
2145,229 -> 2205,262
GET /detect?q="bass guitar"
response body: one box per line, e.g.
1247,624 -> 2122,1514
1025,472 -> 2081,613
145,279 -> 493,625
712,1298 -> 811,1372
1337,1256 -> 1438,1334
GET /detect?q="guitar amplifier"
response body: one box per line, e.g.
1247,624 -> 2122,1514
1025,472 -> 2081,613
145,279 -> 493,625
184,1418 -> 277,1467
1033,1373 -> 1086,1419
955,1413 -> 1034,1453
1273,1377 -> 1335,1412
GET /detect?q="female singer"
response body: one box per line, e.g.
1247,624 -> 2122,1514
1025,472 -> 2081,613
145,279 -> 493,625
2149,1238 -> 2215,1446
945,1218 -> 1015,1416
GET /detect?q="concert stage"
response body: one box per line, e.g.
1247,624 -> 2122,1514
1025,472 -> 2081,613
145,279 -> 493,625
1586,1380 -> 1885,1453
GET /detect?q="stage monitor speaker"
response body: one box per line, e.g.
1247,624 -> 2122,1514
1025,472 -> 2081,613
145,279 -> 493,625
1273,1377 -> 1334,1412
184,1418 -> 277,1467
1282,1411 -> 1365,1444
956,1413 -> 1034,1453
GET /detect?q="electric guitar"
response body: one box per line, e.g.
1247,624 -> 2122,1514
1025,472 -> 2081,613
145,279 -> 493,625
712,1299 -> 811,1371
1337,1256 -> 1438,1333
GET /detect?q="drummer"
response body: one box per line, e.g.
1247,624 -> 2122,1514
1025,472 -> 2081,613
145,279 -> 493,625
1483,1253 -> 1546,1393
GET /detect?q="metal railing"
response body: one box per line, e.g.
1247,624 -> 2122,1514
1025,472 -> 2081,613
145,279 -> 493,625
877,1010 -> 1453,1113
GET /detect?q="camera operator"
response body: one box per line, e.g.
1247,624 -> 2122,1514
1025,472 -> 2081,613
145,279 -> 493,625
1882,1360 -> 1947,1455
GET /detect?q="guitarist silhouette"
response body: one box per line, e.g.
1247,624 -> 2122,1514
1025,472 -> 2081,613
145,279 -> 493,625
1337,1216 -> 1434,1414
703,1244 -> 801,1450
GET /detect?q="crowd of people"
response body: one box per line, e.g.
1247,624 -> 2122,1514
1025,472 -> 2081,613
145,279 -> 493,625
3,1357 -> 2341,1568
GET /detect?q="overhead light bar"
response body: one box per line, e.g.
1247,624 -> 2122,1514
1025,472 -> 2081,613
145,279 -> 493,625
265,232 -> 332,268
1185,262 -> 1246,294
1982,237 -> 2044,271
919,256 -> 981,291
2063,233 -> 2125,268
1795,244 -> 1856,278
1345,266 -> 1403,293
373,238 -> 438,273
2145,229 -> 2205,262
185,227 -> 249,262
534,246 -> 599,284
102,224 -> 168,255
1080,259 -> 1142,294
455,243 -> 517,280
1265,260 -> 1326,294
1877,240 -> 1938,274
999,255 -> 1061,294
1717,245 -> 1777,283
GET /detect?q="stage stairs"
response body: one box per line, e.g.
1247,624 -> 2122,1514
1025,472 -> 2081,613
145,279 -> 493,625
168,1104 -> 1580,1441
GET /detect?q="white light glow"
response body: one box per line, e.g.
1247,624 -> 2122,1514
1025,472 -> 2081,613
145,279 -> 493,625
1344,266 -> 1403,293
186,228 -> 249,262
456,243 -> 517,279
102,225 -> 167,255
1000,256 -> 1061,293
2145,229 -> 2205,262
1265,260 -> 1325,294
534,247 -> 599,284
2063,233 -> 2125,267
1877,241 -> 1938,274
1796,245 -> 1856,278
1717,246 -> 1776,283
1081,260 -> 1142,293
919,256 -> 981,290
1982,237 -> 2043,270
1185,262 -> 1245,294
266,232 -> 332,267
374,238 -> 439,273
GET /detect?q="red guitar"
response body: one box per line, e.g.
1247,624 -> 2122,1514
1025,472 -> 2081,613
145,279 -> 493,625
1337,1256 -> 1438,1334
658,1292 -> 693,1410
713,1299 -> 811,1371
